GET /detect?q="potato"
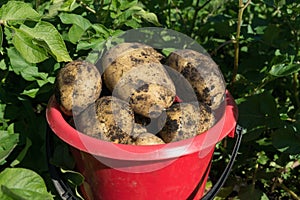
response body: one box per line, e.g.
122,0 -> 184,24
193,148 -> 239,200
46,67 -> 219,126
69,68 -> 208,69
75,96 -> 134,144
166,49 -> 225,110
113,63 -> 175,117
102,42 -> 164,91
127,123 -> 148,145
159,102 -> 214,143
55,60 -> 102,116
102,43 -> 175,117
128,115 -> 164,145
134,133 -> 165,145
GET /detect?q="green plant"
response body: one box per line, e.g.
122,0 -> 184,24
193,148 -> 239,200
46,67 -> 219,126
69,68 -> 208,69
0,0 -> 160,199
0,0 -> 299,199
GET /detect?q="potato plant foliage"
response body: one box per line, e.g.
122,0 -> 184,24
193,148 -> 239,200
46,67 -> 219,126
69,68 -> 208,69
0,0 -> 300,199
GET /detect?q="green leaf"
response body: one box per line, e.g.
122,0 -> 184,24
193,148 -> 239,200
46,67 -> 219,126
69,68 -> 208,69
59,13 -> 92,30
0,1 -> 41,23
257,151 -> 269,165
77,37 -> 106,51
239,186 -> 269,200
50,143 -> 75,169
61,168 -> 84,188
92,24 -> 110,37
12,28 -> 49,63
138,11 -> 161,26
10,138 -> 32,167
119,0 -> 138,10
21,67 -> 48,81
60,0 -> 78,12
0,168 -> 54,200
21,21 -> 72,62
254,26 -> 267,34
263,0 -> 274,6
0,25 -> 3,48
238,92 -> 282,130
269,63 -> 300,77
0,128 -> 19,165
59,13 -> 92,44
0,59 -> 6,70
271,126 -> 300,154
68,25 -> 85,44
14,21 -> 72,63
7,48 -> 48,81
48,0 -> 78,17
22,88 -> 39,98
125,19 -> 142,28
0,104 -> 9,129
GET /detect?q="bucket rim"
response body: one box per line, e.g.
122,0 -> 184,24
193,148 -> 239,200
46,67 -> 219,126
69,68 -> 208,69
46,90 -> 238,161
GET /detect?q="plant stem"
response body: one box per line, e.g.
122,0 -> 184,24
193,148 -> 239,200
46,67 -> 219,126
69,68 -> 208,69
168,0 -> 172,28
293,36 -> 300,108
35,0 -> 40,10
252,163 -> 258,186
211,39 -> 233,56
293,72 -> 300,108
76,0 -> 96,14
231,0 -> 251,85
277,178 -> 300,200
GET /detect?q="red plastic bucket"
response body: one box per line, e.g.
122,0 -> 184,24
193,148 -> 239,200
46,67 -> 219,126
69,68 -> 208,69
46,91 -> 238,200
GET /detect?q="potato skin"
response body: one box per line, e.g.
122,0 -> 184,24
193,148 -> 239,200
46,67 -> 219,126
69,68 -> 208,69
102,43 -> 164,91
159,102 -> 214,143
55,60 -> 102,116
75,96 -> 134,144
127,123 -> 148,145
113,63 -> 176,117
134,133 -> 165,145
166,49 -> 225,110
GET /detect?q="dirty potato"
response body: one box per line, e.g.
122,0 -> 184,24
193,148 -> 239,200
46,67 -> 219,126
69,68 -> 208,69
127,123 -> 148,145
75,96 -> 134,144
159,102 -> 214,143
134,133 -> 165,145
113,63 -> 175,117
166,49 -> 225,110
55,60 -> 102,116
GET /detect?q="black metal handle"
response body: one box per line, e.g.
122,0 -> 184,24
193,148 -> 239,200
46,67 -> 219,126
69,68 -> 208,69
46,126 -> 80,200
200,125 -> 243,200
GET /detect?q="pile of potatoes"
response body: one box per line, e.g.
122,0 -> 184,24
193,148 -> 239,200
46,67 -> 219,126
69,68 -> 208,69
54,43 -> 225,145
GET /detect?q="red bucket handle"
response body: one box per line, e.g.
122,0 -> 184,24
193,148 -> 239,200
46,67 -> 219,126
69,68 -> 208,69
188,125 -> 243,200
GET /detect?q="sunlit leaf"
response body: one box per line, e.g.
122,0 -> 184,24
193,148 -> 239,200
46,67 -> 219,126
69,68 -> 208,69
0,1 -> 41,23
0,168 -> 54,199
22,88 -> 40,98
7,48 -> 48,81
0,127 -> 19,165
59,13 -> 92,43
269,63 -> 300,77
0,26 -> 3,48
12,28 -> 49,63
139,12 -> 161,26
0,59 -> 6,70
18,21 -> 72,62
